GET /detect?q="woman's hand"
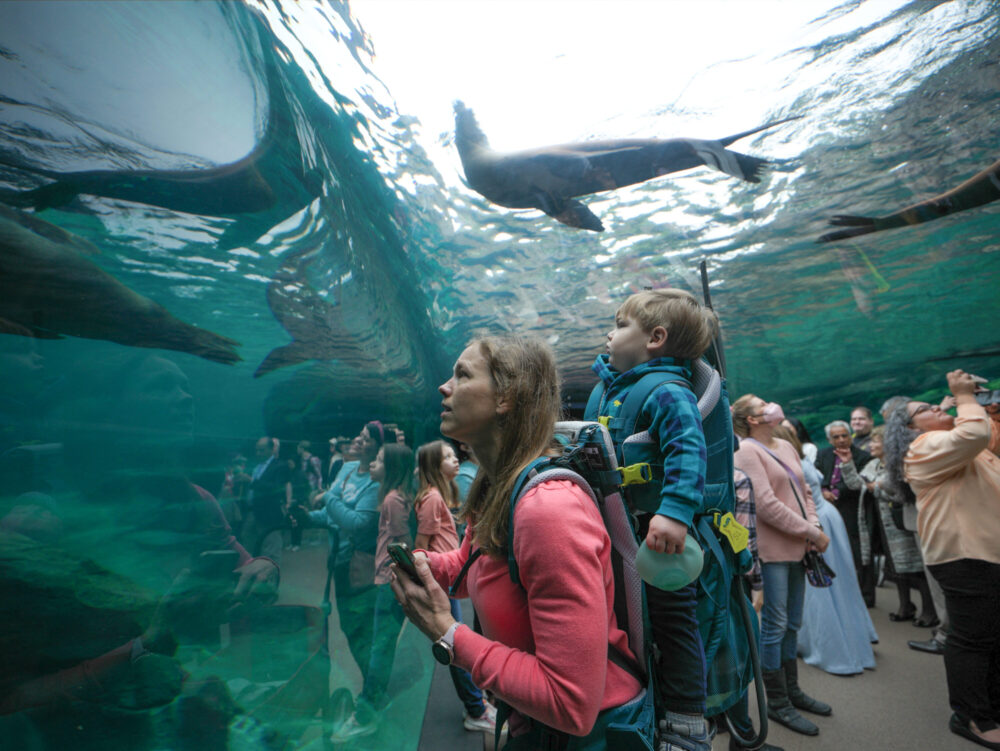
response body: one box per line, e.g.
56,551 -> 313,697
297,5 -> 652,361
947,369 -> 981,398
821,489 -> 836,502
810,531 -> 830,553
233,558 -> 279,604
833,446 -> 853,463
390,552 -> 456,641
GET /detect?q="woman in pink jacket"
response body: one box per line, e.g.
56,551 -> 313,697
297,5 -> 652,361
390,336 -> 641,749
731,395 -> 830,739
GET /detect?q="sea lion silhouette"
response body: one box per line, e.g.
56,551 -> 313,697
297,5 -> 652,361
454,101 -> 798,231
0,18 -> 321,250
818,158 -> 1000,242
0,205 -> 240,364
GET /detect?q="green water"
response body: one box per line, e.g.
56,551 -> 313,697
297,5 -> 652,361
1,0 -> 999,749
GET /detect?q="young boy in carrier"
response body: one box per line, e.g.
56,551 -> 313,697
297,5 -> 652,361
589,289 -> 718,751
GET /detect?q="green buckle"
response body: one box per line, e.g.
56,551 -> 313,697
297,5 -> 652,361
618,463 -> 652,486
598,416 -> 610,428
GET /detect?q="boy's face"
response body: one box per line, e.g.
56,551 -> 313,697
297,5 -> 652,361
606,315 -> 654,373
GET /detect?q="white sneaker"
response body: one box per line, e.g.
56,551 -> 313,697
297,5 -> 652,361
330,712 -> 376,743
463,703 -> 497,732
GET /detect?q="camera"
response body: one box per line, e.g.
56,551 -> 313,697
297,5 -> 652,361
974,388 -> 1000,407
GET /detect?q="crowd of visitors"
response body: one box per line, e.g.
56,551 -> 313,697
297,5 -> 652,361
1,297 -> 997,751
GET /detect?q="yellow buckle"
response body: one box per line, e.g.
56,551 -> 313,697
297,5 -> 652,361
598,416 -> 610,427
712,512 -> 749,553
619,463 -> 652,486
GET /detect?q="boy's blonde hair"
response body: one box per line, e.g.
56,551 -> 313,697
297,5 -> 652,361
616,289 -> 718,361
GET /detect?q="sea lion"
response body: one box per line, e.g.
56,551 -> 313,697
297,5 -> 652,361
818,158 -> 1000,242
454,101 -> 799,231
0,20 -> 321,249
0,205 -> 241,364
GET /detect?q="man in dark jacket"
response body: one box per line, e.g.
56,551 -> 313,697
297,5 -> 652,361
817,421 -> 875,606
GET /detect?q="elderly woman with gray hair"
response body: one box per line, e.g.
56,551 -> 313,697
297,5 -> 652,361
883,370 -> 1000,750
858,426 -> 937,625
815,420 -> 874,606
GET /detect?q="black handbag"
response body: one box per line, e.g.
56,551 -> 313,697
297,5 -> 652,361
802,548 -> 836,587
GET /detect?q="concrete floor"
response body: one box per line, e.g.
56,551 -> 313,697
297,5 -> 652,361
277,537 -> 964,751
417,582 -> 965,751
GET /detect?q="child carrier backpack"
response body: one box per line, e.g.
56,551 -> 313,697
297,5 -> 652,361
583,355 -> 759,722
445,421 -> 658,749
503,420 -> 657,751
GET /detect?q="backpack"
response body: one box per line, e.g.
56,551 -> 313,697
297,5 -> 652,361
504,420 -> 657,751
584,358 -> 757,720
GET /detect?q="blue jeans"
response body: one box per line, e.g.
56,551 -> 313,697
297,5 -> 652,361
358,584 -> 406,715
647,581 -> 707,714
449,598 -> 486,716
760,561 -> 806,672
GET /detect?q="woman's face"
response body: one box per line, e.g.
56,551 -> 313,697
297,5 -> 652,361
869,435 -> 884,458
829,426 -> 852,451
439,344 -> 501,444
439,444 -> 460,480
369,448 -> 385,483
745,397 -> 767,430
354,426 -> 377,463
907,401 -> 955,433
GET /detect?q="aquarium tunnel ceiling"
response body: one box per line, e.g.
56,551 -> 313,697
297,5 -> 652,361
1,0 -> 999,432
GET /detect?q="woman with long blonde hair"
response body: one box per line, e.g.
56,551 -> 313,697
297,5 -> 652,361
392,336 -> 642,749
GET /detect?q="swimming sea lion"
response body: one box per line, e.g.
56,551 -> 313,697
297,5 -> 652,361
454,101 -> 799,231
0,19 -> 321,249
818,158 -> 1000,242
0,205 -> 241,364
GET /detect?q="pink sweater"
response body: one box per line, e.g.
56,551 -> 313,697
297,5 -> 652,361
428,479 -> 641,738
733,438 -> 822,563
416,487 -> 460,553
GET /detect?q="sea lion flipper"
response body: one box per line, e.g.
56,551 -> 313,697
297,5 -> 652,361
829,215 -> 877,227
0,317 -> 63,339
255,341 -> 313,378
686,140 -> 770,183
535,195 -> 604,232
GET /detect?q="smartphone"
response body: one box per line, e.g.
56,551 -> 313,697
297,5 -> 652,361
195,549 -> 240,581
387,542 -> 421,584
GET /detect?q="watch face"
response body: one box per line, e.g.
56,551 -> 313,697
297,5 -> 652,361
432,641 -> 452,666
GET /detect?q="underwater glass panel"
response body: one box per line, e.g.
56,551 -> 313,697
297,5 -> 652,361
0,1 -> 998,750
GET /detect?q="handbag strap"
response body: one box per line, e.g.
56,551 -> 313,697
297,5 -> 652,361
745,438 -> 810,521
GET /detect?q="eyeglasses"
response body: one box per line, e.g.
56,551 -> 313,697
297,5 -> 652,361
907,403 -> 932,423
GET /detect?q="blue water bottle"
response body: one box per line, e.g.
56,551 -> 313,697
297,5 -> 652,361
635,534 -> 704,591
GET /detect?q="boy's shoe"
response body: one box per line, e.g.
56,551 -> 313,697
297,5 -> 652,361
329,712 -> 376,744
657,716 -> 712,751
463,703 -> 497,732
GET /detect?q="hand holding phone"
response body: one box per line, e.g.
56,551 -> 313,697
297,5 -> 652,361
387,542 -> 422,584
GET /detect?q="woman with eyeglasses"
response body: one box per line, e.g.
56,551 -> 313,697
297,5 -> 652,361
883,370 -> 1000,750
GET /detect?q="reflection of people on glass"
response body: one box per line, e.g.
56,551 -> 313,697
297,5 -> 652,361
392,337 -> 642,747
0,353 -> 277,748
308,421 -> 382,681
331,442 -> 414,742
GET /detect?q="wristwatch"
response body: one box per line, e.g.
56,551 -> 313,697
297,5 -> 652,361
432,622 -> 461,666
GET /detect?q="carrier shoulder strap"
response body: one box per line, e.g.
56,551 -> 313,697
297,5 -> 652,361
584,380 -> 605,421
506,455 -> 647,683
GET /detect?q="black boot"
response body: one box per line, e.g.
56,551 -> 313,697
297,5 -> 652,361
762,669 -> 818,736
783,659 -> 832,716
